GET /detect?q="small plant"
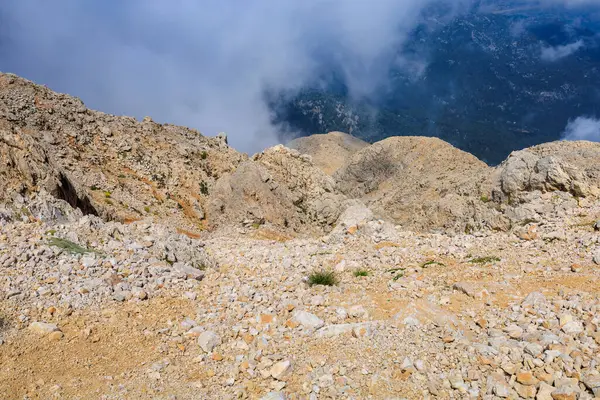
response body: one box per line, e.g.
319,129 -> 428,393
105,199 -> 113,205
308,270 -> 337,286
480,195 -> 490,203
45,229 -> 57,236
151,174 -> 167,188
421,260 -> 446,268
353,269 -> 369,277
251,222 -> 261,229
144,206 -> 151,213
387,267 -> 405,281
196,262 -> 207,271
90,185 -> 100,191
392,271 -> 405,280
47,237 -> 97,255
199,181 -> 209,196
104,191 -> 112,198
469,256 -> 500,264
200,151 -> 208,160
309,250 -> 332,256
118,174 -> 126,179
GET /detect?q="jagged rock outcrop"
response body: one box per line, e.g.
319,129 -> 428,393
292,133 -> 600,233
491,141 -> 600,202
207,145 -> 347,233
0,73 -> 248,234
3,72 -> 600,236
332,136 -> 507,232
287,131 -> 368,175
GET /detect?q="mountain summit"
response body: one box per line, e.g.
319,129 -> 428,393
1,74 -> 600,399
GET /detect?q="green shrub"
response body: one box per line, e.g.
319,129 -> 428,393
387,267 -> 405,281
47,237 -> 97,255
308,270 -> 337,286
469,256 -> 500,264
353,269 -> 369,277
199,181 -> 209,196
421,260 -> 446,268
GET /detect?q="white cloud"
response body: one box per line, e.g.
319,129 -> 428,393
0,0 -> 458,154
540,40 -> 584,62
0,0 -> 597,153
540,0 -> 600,6
562,116 -> 600,141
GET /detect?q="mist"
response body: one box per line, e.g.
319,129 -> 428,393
0,0 -> 455,153
0,0 -> 598,154
562,116 -> 600,142
541,40 -> 584,61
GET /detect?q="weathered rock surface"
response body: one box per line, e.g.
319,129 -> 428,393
287,131 -> 368,175
332,136 -> 506,232
491,142 -> 600,201
1,73 -> 600,400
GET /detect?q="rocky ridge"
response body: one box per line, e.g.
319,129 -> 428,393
1,74 -> 600,399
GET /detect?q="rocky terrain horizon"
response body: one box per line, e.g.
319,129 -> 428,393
1,73 -> 600,399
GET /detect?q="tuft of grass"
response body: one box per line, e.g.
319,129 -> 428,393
200,151 -> 208,160
47,237 -> 97,255
199,181 -> 209,196
308,270 -> 337,286
45,229 -> 57,236
392,271 -> 404,280
480,195 -> 491,203
309,251 -> 332,256
196,262 -> 207,271
469,256 -> 500,264
144,206 -> 151,213
353,269 -> 369,277
104,191 -> 112,198
421,260 -> 446,268
251,222 -> 261,229
386,267 -> 405,281
90,185 -> 100,191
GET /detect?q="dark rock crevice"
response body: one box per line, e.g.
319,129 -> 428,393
53,172 -> 98,216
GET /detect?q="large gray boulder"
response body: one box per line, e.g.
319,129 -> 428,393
493,148 -> 593,201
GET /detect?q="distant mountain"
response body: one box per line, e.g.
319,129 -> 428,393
270,1 -> 600,165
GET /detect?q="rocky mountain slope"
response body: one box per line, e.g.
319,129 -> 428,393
1,73 -> 600,399
0,74 -> 350,237
287,132 -> 368,176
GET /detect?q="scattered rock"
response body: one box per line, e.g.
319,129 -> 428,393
270,360 -> 292,381
198,331 -> 220,353
290,311 -> 324,330
29,322 -> 60,335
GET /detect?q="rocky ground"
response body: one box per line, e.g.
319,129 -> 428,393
1,189 -> 600,399
1,73 -> 600,399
